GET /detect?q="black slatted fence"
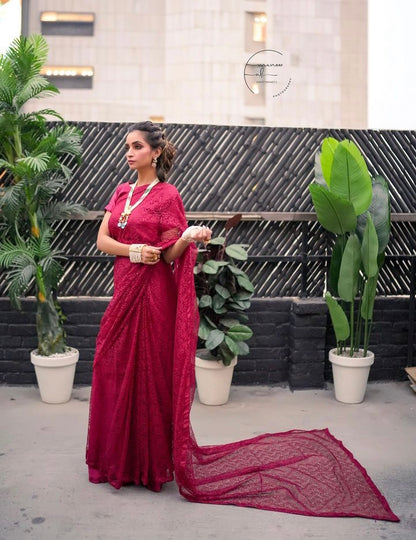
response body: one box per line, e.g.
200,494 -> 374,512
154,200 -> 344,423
1,123 -> 415,299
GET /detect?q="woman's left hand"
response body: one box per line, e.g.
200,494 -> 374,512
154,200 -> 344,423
181,225 -> 212,244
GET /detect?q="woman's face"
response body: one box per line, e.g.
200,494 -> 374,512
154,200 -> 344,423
124,130 -> 160,171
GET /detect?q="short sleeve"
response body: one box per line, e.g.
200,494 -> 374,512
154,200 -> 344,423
104,184 -> 124,213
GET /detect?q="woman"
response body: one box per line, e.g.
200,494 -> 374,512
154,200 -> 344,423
86,121 -> 398,522
86,121 -> 211,491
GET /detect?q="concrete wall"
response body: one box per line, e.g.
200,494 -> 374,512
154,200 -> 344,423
0,296 -> 411,387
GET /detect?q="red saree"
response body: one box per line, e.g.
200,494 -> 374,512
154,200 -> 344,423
86,181 -> 399,521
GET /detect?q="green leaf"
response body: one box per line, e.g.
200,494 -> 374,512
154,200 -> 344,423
215,283 -> 231,299
228,265 -> 247,276
320,137 -> 339,185
202,260 -> 221,274
208,236 -> 225,245
328,236 -> 345,296
198,294 -> 212,308
219,318 -> 240,328
212,294 -> 226,311
309,183 -> 357,235
203,314 -> 217,328
227,324 -> 253,341
357,175 -> 391,255
361,275 -> 378,320
224,335 -> 239,355
232,290 -> 253,301
218,342 -> 236,366
361,214 -> 379,278
18,153 -> 50,173
202,260 -> 228,274
330,140 -> 372,216
237,341 -> 249,355
225,244 -> 248,261
314,151 -> 327,187
205,329 -> 225,350
229,300 -> 251,310
325,291 -> 350,342
236,274 -> 254,292
198,318 -> 212,340
338,234 -> 362,302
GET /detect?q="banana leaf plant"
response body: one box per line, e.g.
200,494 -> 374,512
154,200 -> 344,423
309,137 -> 391,357
194,214 -> 255,366
0,35 -> 86,356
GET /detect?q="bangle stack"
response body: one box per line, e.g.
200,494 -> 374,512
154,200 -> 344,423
129,244 -> 146,263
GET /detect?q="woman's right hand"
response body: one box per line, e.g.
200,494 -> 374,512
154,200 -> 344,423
140,245 -> 161,265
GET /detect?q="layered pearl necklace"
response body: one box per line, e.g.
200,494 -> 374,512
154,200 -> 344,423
117,178 -> 159,229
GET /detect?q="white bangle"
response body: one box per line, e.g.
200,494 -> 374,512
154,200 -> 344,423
129,244 -> 146,263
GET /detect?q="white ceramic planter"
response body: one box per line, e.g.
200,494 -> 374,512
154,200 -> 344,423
30,348 -> 79,404
195,352 -> 237,405
329,348 -> 374,404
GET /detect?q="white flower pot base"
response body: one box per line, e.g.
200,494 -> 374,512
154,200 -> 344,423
30,348 -> 79,404
195,354 -> 237,405
329,348 -> 374,404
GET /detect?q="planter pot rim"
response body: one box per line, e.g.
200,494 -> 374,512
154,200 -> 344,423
31,347 -> 79,368
329,348 -> 374,369
195,354 -> 237,370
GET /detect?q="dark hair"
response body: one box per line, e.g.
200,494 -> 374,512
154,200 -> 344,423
128,121 -> 176,182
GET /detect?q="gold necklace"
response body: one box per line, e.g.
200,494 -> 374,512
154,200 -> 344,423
117,178 -> 159,229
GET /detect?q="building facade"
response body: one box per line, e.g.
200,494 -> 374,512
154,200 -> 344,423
23,0 -> 368,127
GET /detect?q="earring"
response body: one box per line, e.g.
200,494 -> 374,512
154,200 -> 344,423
152,157 -> 158,168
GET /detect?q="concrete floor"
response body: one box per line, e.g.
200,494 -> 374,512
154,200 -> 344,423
0,381 -> 415,540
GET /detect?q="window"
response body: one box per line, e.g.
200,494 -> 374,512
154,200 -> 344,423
40,66 -> 94,89
253,13 -> 267,42
245,12 -> 267,52
40,12 -> 95,36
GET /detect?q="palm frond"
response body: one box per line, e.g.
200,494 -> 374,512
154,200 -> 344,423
41,256 -> 65,289
0,57 -> 16,106
16,76 -> 59,108
5,35 -> 49,86
0,87 -> 15,109
25,109 -> 64,122
41,201 -> 88,221
18,152 -> 50,174
4,259 -> 37,309
27,35 -> 49,71
0,238 -> 35,267
51,124 -> 83,157
35,173 -> 67,199
0,182 -> 26,216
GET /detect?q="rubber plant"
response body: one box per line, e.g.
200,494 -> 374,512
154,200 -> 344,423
309,137 -> 391,356
194,214 -> 255,366
0,34 -> 85,355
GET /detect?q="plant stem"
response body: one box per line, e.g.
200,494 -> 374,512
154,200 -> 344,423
349,300 -> 354,356
36,291 -> 66,355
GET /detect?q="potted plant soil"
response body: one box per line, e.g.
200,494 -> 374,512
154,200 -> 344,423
0,35 -> 85,403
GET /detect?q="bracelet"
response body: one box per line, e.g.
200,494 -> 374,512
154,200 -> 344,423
129,244 -> 146,263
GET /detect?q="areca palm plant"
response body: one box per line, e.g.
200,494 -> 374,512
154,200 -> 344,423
0,34 -> 85,356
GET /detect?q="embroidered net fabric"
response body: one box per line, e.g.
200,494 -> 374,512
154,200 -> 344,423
86,182 -> 399,521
